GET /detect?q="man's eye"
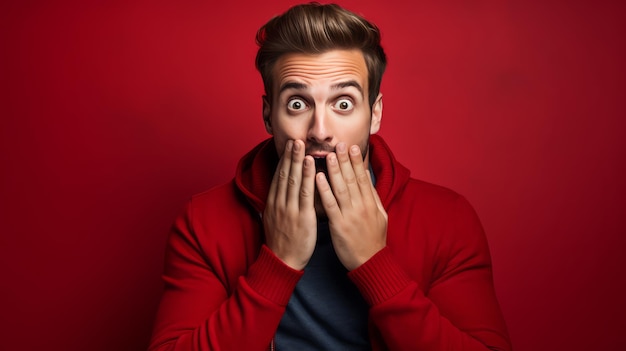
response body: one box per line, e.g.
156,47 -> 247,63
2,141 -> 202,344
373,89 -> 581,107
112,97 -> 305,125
287,98 -> 307,111
334,99 -> 354,111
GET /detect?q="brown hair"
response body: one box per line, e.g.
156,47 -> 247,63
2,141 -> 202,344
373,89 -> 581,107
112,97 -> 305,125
255,2 -> 387,107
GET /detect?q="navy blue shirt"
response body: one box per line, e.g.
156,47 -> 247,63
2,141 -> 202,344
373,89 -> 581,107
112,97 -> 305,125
274,221 -> 371,350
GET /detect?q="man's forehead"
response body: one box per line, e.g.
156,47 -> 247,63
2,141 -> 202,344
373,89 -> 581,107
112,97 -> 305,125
273,50 -> 368,93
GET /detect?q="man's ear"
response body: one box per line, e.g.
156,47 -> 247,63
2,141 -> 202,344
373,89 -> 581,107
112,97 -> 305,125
262,95 -> 272,134
370,93 -> 383,134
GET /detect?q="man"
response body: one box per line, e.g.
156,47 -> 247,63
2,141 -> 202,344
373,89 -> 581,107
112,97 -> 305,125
149,3 -> 511,350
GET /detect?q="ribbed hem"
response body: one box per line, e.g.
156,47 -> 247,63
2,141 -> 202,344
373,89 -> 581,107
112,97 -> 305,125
246,245 -> 304,306
347,247 -> 412,306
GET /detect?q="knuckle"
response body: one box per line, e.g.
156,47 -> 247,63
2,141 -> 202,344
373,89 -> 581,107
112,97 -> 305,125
274,206 -> 285,217
288,175 -> 297,186
335,186 -> 349,196
344,175 -> 357,185
300,187 -> 312,197
324,199 -> 338,210
285,206 -> 298,218
356,172 -> 370,184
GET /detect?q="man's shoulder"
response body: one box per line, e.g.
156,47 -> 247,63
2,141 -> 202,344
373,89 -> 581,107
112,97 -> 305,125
392,178 -> 485,248
402,177 -> 464,205
391,176 -> 480,220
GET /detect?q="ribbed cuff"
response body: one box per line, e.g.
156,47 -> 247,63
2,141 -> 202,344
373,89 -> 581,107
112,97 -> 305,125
246,245 -> 304,306
347,247 -> 412,306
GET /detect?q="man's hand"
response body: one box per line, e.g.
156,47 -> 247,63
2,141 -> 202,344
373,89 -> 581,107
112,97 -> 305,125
316,142 -> 388,271
264,139 -> 317,270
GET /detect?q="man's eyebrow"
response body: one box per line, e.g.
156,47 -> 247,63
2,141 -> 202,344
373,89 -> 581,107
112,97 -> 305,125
279,82 -> 308,94
278,80 -> 364,96
332,80 -> 364,96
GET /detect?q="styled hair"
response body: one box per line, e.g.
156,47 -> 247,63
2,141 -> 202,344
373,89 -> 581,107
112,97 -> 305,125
255,2 -> 387,107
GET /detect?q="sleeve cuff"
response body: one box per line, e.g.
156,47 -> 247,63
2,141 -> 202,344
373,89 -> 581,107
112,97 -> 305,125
245,245 -> 304,306
348,247 -> 412,306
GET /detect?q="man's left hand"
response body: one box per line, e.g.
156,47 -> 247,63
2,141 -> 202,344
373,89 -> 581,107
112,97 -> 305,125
315,142 -> 388,271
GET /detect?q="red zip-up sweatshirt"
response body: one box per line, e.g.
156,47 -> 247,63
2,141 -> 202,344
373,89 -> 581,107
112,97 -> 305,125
149,135 -> 511,350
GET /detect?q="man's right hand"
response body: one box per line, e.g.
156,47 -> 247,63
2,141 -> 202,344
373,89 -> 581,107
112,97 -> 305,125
263,139 -> 317,270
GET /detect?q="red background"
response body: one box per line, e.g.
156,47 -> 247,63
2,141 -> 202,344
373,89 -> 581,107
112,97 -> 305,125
2,1 -> 625,350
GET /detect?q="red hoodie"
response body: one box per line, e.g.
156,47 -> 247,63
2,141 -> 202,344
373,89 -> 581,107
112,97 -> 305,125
149,135 -> 511,351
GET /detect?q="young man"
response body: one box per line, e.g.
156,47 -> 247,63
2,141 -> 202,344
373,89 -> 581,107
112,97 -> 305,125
149,3 -> 511,351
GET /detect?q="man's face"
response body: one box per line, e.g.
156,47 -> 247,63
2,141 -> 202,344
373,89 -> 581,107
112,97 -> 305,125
263,49 -> 382,170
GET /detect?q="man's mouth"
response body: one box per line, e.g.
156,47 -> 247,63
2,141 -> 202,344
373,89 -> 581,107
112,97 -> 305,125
313,157 -> 329,179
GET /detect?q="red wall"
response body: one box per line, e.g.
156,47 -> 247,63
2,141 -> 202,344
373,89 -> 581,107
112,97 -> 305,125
2,1 -> 624,350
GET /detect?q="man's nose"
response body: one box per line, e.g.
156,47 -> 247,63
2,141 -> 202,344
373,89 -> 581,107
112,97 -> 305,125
307,107 -> 333,143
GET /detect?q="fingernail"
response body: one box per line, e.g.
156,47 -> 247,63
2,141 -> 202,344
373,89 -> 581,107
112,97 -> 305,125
286,140 -> 293,151
293,141 -> 300,151
350,145 -> 360,155
336,143 -> 346,153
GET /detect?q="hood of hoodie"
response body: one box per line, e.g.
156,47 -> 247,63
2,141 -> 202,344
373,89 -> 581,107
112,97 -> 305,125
234,134 -> 411,214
